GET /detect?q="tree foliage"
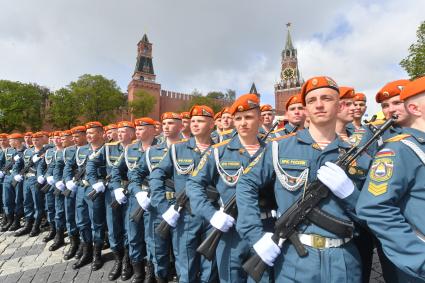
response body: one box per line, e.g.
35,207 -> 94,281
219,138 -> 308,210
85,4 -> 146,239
128,90 -> 156,117
48,88 -> 82,129
400,21 -> 425,79
0,80 -> 48,132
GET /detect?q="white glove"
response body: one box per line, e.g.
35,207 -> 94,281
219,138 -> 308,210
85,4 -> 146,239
66,180 -> 77,192
32,155 -> 40,163
162,206 -> 180,228
317,161 -> 355,199
14,174 -> 23,182
55,181 -> 65,191
209,208 -> 235,232
37,176 -> 45,184
135,191 -> 151,211
0,171 -> 4,178
113,188 -> 127,204
47,176 -> 55,185
253,232 -> 281,267
92,181 -> 105,193
13,155 -> 20,161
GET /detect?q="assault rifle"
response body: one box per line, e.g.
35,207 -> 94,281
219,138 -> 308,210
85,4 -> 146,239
61,160 -> 88,197
130,179 -> 151,223
242,115 -> 397,282
196,122 -> 298,260
12,147 -> 48,188
87,173 -> 111,200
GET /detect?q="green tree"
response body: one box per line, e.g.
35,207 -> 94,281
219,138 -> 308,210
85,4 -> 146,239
0,80 -> 48,132
400,21 -> 425,79
48,88 -> 82,129
69,74 -> 125,124
128,90 -> 156,117
206,91 -> 225,100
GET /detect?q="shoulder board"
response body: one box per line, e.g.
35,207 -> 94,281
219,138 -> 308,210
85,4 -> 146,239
271,132 -> 296,142
212,139 -> 231,148
172,138 -> 188,145
369,119 -> 385,126
131,139 -> 138,144
271,127 -> 286,134
106,141 -> 120,146
385,134 -> 411,143
220,129 -> 233,135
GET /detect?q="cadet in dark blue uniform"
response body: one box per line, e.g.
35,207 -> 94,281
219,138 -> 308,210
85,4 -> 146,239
150,106 -> 218,283
87,120 -> 132,281
357,76 -> 425,283
187,94 -> 269,283
269,94 -> 305,139
0,133 -> 9,225
236,77 -> 366,283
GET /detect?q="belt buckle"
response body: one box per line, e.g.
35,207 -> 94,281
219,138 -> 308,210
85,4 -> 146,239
165,191 -> 175,200
312,234 -> 326,249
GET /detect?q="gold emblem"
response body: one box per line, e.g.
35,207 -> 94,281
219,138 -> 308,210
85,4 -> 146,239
369,158 -> 393,182
348,167 -> 357,175
238,105 -> 244,112
368,182 -> 388,196
312,78 -> 318,86
383,91 -> 390,97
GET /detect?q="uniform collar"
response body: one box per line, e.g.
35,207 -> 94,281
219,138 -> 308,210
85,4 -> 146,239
227,134 -> 266,150
296,129 -> 351,151
403,127 -> 425,144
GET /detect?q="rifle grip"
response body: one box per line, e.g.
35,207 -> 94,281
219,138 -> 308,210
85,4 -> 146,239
197,229 -> 222,261
88,190 -> 98,201
289,233 -> 308,257
131,207 -> 144,223
242,253 -> 268,283
110,201 -> 120,209
63,190 -> 72,197
155,220 -> 171,239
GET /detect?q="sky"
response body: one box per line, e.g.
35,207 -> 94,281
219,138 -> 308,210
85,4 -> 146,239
0,0 -> 424,115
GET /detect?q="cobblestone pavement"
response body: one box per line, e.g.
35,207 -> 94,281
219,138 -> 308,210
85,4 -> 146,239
0,227 -> 385,283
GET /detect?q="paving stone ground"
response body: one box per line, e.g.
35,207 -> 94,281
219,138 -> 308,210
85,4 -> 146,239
0,224 -> 386,282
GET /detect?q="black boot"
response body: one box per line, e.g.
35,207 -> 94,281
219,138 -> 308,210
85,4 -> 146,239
64,235 -> 80,260
8,214 -> 22,231
72,243 -> 93,269
155,278 -> 167,283
49,229 -> 65,251
131,261 -> 146,283
143,260 -> 156,283
108,250 -> 123,281
0,214 -> 7,227
121,248 -> 133,281
14,218 -> 33,236
102,231 -> 110,250
42,222 -> 56,242
29,218 -> 42,237
74,242 -> 84,260
0,214 -> 14,232
91,244 -> 103,271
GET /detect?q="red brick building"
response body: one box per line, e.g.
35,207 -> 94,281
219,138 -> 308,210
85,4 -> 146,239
275,24 -> 304,115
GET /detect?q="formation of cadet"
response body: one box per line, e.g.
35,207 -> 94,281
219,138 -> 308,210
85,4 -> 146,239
0,75 -> 425,283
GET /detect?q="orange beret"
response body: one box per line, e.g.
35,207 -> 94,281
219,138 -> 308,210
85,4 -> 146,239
285,94 -> 303,110
60,130 -> 72,137
376,79 -> 410,103
104,124 -> 117,131
222,107 -> 232,115
260,104 -> 273,112
339,86 -> 356,99
400,76 -> 425,101
8,133 -> 24,139
85,121 -> 103,129
180,112 -> 191,119
71,126 -> 86,134
301,76 -> 339,105
354,93 -> 366,102
214,110 -> 223,120
117,121 -> 135,129
134,117 -> 156,126
190,105 -> 214,118
161,112 -> 182,121
53,131 -> 63,137
0,133 -> 9,139
24,132 -> 33,137
229,93 -> 260,115
32,132 -> 45,138
40,131 -> 49,137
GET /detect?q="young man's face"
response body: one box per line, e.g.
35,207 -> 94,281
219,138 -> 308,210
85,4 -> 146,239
381,95 -> 410,126
162,119 -> 182,139
53,136 -> 62,147
353,101 -> 367,119
304,88 -> 340,126
337,98 -> 355,124
106,129 -> 118,142
61,136 -> 73,148
190,116 -> 214,137
221,113 -> 234,130
181,118 -> 190,133
215,118 -> 222,130
286,103 -> 306,126
86,128 -> 104,144
24,136 -> 33,146
0,138 -> 9,148
32,137 -> 44,148
233,108 -> 261,139
72,133 -> 87,146
261,111 -> 274,127
117,127 -> 134,144
9,139 -> 22,149
136,125 -> 156,141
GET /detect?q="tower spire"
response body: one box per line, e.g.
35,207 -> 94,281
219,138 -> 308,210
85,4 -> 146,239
285,22 -> 294,51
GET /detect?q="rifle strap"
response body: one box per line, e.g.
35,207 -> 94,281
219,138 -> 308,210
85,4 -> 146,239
306,207 -> 354,238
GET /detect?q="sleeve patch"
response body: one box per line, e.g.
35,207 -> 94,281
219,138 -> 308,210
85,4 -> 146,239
368,182 -> 388,196
369,158 -> 393,182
